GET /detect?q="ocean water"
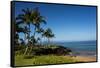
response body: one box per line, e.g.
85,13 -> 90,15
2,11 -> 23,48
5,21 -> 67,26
53,40 -> 97,56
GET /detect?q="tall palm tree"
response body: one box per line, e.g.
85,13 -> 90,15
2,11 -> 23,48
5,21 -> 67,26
14,20 -> 26,51
16,8 -> 32,55
14,20 -> 24,45
31,7 -> 46,44
16,8 -> 32,43
16,8 -> 47,55
27,8 -> 46,55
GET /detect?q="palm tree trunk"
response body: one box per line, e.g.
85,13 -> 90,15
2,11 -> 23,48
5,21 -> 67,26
24,33 -> 27,45
24,46 -> 28,55
28,45 -> 33,55
23,33 -> 27,55
27,24 -> 31,55
33,26 -> 36,45
28,26 -> 36,55
40,38 -> 42,46
24,24 -> 30,55
29,24 -> 30,43
48,38 -> 50,46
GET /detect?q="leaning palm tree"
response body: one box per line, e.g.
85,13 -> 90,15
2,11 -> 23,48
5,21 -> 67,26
16,8 -> 32,55
16,8 -> 32,43
16,8 -> 47,55
28,35 -> 37,55
27,8 -> 47,55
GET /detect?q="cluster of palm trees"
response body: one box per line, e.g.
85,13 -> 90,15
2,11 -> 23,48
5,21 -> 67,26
14,7 -> 55,55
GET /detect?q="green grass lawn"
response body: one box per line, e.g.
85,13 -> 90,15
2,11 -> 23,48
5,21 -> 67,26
15,55 -> 77,66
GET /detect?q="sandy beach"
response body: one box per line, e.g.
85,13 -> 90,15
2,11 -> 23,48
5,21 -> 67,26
73,56 -> 96,62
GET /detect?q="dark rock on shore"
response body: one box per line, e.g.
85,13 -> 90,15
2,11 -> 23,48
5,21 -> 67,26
33,45 -> 72,56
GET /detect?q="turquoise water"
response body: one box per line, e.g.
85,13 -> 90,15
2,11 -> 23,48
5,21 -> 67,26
53,40 -> 97,56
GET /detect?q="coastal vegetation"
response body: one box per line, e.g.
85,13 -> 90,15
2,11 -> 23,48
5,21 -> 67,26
14,7 -> 77,66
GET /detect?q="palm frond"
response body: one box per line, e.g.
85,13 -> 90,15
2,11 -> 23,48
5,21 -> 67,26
16,21 -> 24,25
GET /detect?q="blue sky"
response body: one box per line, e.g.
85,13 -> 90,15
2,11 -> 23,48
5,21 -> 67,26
14,2 -> 97,42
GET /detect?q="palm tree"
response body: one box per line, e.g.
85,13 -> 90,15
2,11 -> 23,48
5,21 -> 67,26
27,8 -> 46,55
42,28 -> 55,46
16,7 -> 47,55
14,20 -> 26,51
14,20 -> 22,44
28,36 -> 37,55
16,8 -> 32,43
36,28 -> 44,45
31,7 -> 46,44
23,26 -> 29,45
16,8 -> 32,55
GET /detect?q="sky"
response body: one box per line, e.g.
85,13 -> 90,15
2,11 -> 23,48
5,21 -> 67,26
14,2 -> 97,42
